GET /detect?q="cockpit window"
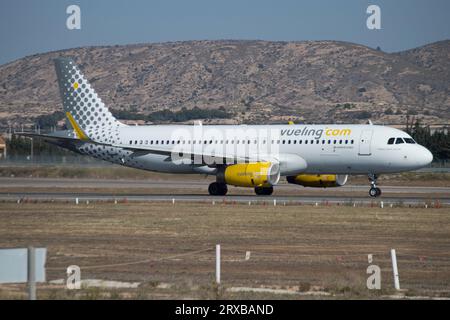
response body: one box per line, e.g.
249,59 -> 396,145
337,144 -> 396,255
404,138 -> 416,144
387,138 -> 395,145
395,138 -> 404,144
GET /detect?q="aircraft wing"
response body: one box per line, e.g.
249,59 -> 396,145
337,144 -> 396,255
15,131 -> 80,143
109,143 -> 263,165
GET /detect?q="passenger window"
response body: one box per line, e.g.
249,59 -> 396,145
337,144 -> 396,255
395,138 -> 404,144
351,140 -> 354,144
387,138 -> 395,145
305,140 -> 308,144
316,140 -> 319,144
129,140 -> 132,145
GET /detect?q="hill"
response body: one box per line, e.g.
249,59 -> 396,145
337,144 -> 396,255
0,40 -> 449,127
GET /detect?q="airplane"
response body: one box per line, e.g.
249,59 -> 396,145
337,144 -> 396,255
18,58 -> 433,197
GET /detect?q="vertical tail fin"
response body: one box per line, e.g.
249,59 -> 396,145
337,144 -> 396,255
54,58 -> 124,142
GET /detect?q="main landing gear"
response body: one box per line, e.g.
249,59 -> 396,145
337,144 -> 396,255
208,182 -> 228,196
368,174 -> 382,197
254,186 -> 274,196
208,183 -> 274,196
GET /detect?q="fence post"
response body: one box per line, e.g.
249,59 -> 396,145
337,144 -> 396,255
216,244 -> 221,285
391,249 -> 400,290
27,246 -> 36,300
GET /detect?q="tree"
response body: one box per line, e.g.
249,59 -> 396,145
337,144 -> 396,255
406,119 -> 450,162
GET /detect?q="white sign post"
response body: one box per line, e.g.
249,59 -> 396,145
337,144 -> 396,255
391,249 -> 400,290
216,244 -> 221,285
27,247 -> 36,300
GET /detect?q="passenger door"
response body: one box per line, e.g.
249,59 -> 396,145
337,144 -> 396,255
358,130 -> 373,156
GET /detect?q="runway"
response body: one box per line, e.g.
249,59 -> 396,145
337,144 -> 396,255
0,177 -> 449,205
1,192 -> 449,205
0,177 -> 449,193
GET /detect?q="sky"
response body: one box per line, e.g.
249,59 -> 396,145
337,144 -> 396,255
0,0 -> 449,65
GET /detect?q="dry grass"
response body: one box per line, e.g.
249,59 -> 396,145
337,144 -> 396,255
0,202 -> 449,299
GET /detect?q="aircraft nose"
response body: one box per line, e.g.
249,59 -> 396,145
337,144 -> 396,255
424,148 -> 433,165
418,146 -> 433,167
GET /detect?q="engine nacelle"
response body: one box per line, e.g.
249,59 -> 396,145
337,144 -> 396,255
217,162 -> 280,188
286,174 -> 348,188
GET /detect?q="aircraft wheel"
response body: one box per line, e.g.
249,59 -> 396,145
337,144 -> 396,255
208,182 -> 228,196
369,187 -> 381,198
255,186 -> 274,196
375,187 -> 382,197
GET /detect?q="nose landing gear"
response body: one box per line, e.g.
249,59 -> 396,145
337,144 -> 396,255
368,174 -> 381,197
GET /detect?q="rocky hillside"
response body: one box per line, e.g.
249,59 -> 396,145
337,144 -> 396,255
0,40 -> 449,127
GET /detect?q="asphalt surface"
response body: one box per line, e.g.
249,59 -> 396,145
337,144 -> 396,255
0,177 -> 449,205
0,177 -> 449,193
1,192 -> 448,205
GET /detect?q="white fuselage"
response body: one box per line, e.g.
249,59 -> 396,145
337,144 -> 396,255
75,124 -> 433,176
